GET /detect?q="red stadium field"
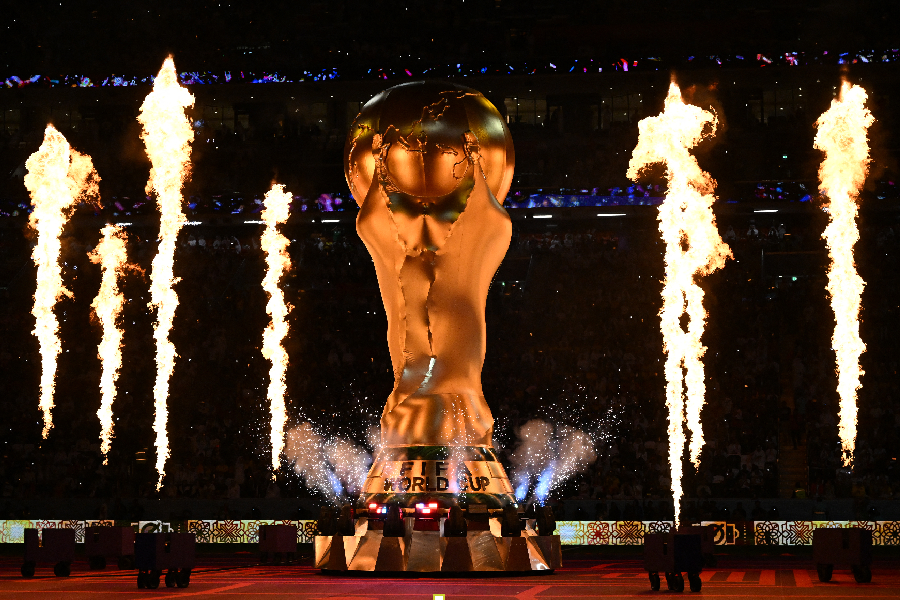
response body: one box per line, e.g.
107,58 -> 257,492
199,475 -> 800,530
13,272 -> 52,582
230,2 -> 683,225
2,549 -> 899,599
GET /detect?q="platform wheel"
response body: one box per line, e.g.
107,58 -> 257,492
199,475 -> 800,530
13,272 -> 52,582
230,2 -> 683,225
53,561 -> 71,577
89,555 -> 107,570
649,571 -> 661,591
165,569 -> 178,587
688,572 -> 702,592
816,563 -> 833,582
176,568 -> 191,588
852,565 -> 872,583
21,561 -> 36,578
260,551 -> 269,563
667,572 -> 685,592
146,570 -> 161,589
118,555 -> 134,570
274,552 -> 283,565
704,553 -> 718,568
137,570 -> 146,588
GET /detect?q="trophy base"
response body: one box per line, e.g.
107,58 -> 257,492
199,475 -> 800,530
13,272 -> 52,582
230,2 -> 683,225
314,517 -> 561,573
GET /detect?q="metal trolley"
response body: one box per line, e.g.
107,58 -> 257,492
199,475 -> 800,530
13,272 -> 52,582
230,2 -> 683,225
134,532 -> 196,589
644,532 -> 704,592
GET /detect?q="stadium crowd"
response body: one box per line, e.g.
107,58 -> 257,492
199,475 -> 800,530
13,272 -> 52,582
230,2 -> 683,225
0,204 -> 898,520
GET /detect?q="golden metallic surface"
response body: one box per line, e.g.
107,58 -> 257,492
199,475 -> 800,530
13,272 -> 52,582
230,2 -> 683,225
345,82 -> 514,449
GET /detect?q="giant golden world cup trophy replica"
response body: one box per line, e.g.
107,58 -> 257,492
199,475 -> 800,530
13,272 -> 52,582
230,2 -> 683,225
314,82 -> 560,573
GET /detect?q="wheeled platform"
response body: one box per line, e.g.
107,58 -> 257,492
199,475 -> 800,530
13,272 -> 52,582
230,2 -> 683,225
644,532 -> 704,592
812,527 -> 873,583
21,528 -> 75,578
134,532 -> 196,589
259,524 -> 298,564
84,526 -> 136,569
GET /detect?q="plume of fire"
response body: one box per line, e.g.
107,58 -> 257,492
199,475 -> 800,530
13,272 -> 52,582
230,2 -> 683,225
89,225 -> 135,464
260,184 -> 293,472
814,81 -> 873,466
137,57 -> 194,488
627,82 -> 731,525
24,125 -> 99,438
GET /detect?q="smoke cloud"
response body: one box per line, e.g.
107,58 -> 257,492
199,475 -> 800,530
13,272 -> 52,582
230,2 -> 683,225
285,423 -> 372,502
510,419 -> 597,502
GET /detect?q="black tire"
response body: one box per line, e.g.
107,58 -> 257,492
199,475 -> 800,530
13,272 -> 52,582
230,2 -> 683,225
137,571 -> 146,589
274,552 -> 283,565
118,555 -> 133,570
688,572 -> 702,592
671,572 -> 685,592
705,554 -> 718,568
89,555 -> 107,570
21,561 -> 36,578
853,565 -> 872,583
817,563 -> 833,582
146,570 -> 161,589
176,568 -> 191,588
165,569 -> 177,587
649,572 -> 661,591
260,551 -> 269,563
54,561 -> 71,577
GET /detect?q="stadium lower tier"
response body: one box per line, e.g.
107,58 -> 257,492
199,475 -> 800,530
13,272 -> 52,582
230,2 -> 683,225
1,519 -> 898,546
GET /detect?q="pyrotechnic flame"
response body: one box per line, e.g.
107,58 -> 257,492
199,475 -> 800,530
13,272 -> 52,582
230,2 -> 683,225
260,184 -> 293,472
89,225 -> 133,464
814,81 -> 873,467
138,57 -> 194,488
627,82 -> 731,525
24,125 -> 99,438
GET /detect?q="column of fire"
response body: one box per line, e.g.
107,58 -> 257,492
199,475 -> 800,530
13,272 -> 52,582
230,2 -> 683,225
260,184 -> 293,472
814,81 -> 874,466
24,125 -> 99,438
137,57 -> 195,488
628,82 -> 731,525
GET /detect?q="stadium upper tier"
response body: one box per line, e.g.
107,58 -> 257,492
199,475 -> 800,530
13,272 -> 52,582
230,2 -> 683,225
4,49 -> 900,89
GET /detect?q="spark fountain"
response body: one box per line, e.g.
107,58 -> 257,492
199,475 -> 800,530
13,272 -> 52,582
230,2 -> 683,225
138,57 -> 195,489
88,225 -> 133,464
814,81 -> 874,466
24,125 -> 99,439
627,82 -> 731,526
313,81 -> 560,573
260,184 -> 292,472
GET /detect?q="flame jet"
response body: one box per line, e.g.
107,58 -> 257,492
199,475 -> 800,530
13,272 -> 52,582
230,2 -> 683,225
89,225 -> 132,464
260,184 -> 293,472
138,57 -> 194,488
627,82 -> 731,524
24,125 -> 99,438
814,81 -> 874,466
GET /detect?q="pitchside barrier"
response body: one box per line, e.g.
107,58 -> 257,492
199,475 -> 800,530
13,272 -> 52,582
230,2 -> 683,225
1,520 -> 899,546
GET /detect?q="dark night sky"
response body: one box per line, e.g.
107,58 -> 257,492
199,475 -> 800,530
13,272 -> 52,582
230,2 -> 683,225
3,1 -> 900,74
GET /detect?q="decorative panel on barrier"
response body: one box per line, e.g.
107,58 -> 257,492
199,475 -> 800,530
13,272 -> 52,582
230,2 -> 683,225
1,520 -> 898,546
